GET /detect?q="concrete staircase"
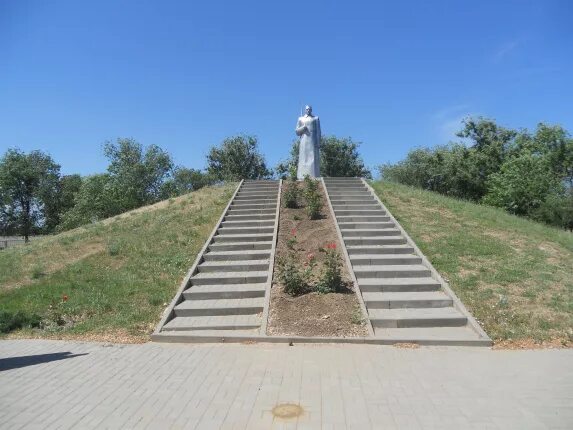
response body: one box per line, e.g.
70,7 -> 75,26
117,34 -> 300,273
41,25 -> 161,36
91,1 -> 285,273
153,180 -> 280,339
323,177 -> 491,346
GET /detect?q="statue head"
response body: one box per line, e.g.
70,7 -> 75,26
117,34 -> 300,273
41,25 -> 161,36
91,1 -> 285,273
305,105 -> 313,116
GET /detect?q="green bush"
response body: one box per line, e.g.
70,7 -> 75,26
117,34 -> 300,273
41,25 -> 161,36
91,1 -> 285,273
276,254 -> 309,296
282,179 -> 299,209
0,310 -> 41,333
303,176 -> 323,220
316,244 -> 343,293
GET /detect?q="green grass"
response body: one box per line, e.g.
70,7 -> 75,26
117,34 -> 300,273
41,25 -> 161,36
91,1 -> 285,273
371,181 -> 573,344
0,183 -> 236,342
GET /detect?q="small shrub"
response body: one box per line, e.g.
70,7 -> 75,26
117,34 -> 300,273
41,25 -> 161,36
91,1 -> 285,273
0,310 -> 42,333
283,179 -> 299,209
316,243 -> 343,293
107,240 -> 121,256
31,264 -> 46,279
303,176 -> 323,220
277,254 -> 309,296
306,193 -> 323,220
351,307 -> 364,325
286,229 -> 298,251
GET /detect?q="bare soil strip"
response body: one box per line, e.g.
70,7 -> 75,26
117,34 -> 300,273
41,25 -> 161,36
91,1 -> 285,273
267,180 -> 368,337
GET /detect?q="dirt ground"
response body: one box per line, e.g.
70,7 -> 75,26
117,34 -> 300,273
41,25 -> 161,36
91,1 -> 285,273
267,180 -> 368,337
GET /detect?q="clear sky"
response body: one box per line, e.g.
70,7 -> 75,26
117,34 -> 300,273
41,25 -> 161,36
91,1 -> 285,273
1,0 -> 572,176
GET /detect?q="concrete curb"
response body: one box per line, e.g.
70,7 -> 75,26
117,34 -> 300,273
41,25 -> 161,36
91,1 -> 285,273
152,181 -> 244,336
362,179 -> 492,345
321,177 -> 375,337
151,331 -> 492,347
260,179 -> 282,335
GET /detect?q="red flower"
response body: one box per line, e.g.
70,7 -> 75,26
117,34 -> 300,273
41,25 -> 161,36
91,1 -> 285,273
327,243 -> 337,250
62,295 -> 68,302
291,229 -> 297,236
307,253 -> 315,261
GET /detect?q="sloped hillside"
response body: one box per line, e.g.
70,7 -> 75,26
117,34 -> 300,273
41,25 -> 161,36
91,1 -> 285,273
0,183 -> 236,342
371,181 -> 573,347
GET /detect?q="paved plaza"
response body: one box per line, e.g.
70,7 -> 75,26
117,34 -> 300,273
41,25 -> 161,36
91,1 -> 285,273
0,340 -> 571,429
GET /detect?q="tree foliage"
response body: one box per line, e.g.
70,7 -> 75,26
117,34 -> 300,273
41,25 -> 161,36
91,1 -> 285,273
207,135 -> 271,181
58,174 -> 120,231
380,118 -> 573,230
276,136 -> 371,179
103,138 -> 174,211
0,149 -> 61,240
161,167 -> 214,197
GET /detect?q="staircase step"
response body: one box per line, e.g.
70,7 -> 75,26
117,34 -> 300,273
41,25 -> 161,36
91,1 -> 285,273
174,297 -> 264,316
162,315 -> 261,331
344,236 -> 406,246
335,210 -> 386,216
183,283 -> 267,300
226,208 -> 276,215
218,226 -> 274,235
353,264 -> 431,278
346,244 -> 415,255
190,271 -> 268,285
224,214 -> 275,221
208,241 -> 273,252
202,250 -> 271,261
350,254 -> 422,265
332,204 -> 380,210
230,203 -> 277,210
337,215 -> 390,221
221,220 -> 274,228
369,308 -> 467,328
338,222 -> 395,229
330,197 -> 376,202
373,326 -> 483,342
212,233 -> 273,243
235,193 -> 277,198
363,291 -> 453,309
197,259 -> 269,273
341,228 -> 400,237
358,277 -> 441,292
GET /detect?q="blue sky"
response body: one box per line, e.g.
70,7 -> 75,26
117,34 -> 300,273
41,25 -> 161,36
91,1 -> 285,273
1,0 -> 572,176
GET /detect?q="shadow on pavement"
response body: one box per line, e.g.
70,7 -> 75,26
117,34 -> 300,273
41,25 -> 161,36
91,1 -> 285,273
0,352 -> 88,372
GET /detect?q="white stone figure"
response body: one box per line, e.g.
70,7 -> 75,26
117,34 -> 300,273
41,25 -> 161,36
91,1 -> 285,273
295,105 -> 321,179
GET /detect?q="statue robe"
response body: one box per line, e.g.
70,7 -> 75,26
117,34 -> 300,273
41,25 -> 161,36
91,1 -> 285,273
295,114 -> 321,179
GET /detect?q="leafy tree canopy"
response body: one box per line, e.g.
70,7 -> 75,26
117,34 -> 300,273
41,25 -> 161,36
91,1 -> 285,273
0,149 -> 60,240
207,135 -> 271,181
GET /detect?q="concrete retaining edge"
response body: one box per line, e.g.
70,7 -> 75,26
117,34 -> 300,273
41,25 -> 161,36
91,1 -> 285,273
151,332 -> 492,347
260,179 -> 282,334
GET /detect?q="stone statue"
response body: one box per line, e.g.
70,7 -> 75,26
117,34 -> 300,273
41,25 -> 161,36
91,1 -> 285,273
295,105 -> 321,179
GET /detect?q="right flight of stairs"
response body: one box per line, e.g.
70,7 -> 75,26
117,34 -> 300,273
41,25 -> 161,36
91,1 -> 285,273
323,177 -> 491,345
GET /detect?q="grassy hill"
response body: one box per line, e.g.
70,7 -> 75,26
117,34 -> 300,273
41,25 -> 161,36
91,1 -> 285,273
0,183 -> 236,342
371,181 -> 573,346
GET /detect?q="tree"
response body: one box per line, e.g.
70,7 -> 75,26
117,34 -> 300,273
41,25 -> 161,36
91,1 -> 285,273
276,136 -> 371,179
58,174 -> 120,231
103,138 -> 174,211
320,136 -> 371,178
456,118 -> 517,198
161,167 -> 214,197
207,135 -> 271,181
0,149 -> 61,241
482,153 -> 561,216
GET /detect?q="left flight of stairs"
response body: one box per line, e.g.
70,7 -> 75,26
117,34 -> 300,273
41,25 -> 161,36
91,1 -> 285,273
154,180 -> 280,338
